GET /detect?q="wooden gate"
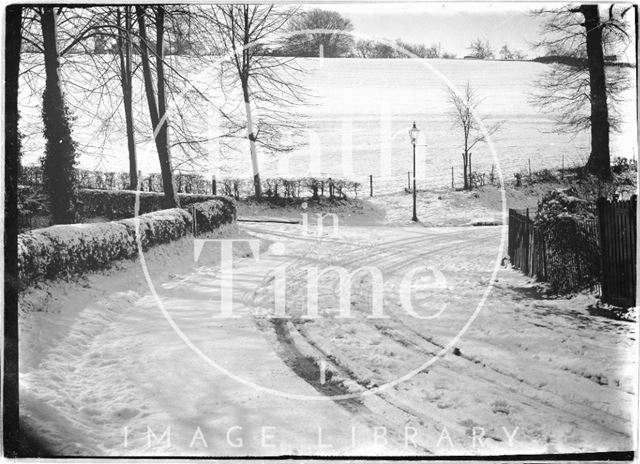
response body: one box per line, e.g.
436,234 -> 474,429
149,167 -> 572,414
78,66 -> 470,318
598,196 -> 637,307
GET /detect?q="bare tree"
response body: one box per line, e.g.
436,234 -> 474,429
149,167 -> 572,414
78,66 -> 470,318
284,8 -> 354,57
114,6 -> 138,189
531,4 -> 633,180
467,38 -> 494,59
19,6 -> 140,178
448,81 -> 501,190
353,38 -> 374,58
499,43 -> 512,60
19,6 -> 226,186
136,5 -> 179,207
353,38 -> 397,58
212,5 -> 305,197
426,42 -> 442,58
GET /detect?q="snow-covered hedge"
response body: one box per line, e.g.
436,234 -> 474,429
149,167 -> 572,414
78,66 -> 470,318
534,189 -> 599,293
77,189 -> 224,220
17,199 -> 236,288
189,199 -> 237,235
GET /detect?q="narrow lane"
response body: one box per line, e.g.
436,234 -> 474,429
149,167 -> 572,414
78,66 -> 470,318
19,222 -> 636,456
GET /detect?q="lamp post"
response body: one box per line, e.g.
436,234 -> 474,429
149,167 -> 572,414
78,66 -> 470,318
408,121 -> 420,222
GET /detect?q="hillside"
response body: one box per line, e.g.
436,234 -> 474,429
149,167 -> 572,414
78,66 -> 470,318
19,57 -> 636,186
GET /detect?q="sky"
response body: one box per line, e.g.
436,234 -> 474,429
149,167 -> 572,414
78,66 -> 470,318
302,2 -> 636,60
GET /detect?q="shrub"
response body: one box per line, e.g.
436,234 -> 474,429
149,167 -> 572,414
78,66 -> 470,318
528,168 -> 558,184
17,200 -> 236,288
262,178 -> 280,198
514,172 -> 522,187
612,156 -> 637,175
187,198 -> 237,235
19,217 -> 141,287
220,178 -> 245,199
563,170 -> 637,203
535,189 -> 599,293
303,177 -> 322,199
18,186 -> 49,216
118,209 -> 192,251
281,178 -> 301,198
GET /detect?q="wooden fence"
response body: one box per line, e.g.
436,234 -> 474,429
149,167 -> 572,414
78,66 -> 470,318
598,197 -> 637,307
508,209 -> 541,278
508,208 -> 600,293
508,197 -> 637,306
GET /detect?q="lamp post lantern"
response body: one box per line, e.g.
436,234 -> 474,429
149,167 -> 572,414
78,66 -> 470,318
408,121 -> 420,222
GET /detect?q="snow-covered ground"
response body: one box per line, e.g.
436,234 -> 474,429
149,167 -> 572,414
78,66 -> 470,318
19,57 -> 637,185
236,183 -> 553,227
19,216 -> 637,456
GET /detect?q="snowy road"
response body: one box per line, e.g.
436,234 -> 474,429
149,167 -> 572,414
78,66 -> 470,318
19,221 -> 636,456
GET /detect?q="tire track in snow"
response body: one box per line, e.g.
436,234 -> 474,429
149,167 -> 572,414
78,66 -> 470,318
248,223 -> 633,452
248,224 -> 493,451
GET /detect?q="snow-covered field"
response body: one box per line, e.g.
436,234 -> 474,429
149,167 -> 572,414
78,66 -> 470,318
19,58 -> 637,188
20,216 -> 637,456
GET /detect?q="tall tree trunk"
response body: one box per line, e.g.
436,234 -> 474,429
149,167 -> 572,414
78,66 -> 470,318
462,152 -> 468,190
242,6 -> 261,198
117,6 -> 138,190
463,133 -> 470,190
468,151 -> 472,190
135,5 -> 179,207
155,7 -> 179,206
4,5 -> 22,456
242,82 -> 262,198
41,6 -> 77,223
580,5 -> 611,180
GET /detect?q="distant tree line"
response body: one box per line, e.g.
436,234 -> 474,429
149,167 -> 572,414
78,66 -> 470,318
21,8 -> 532,61
464,38 -> 527,60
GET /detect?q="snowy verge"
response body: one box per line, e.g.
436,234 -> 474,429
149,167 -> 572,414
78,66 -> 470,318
19,222 -> 262,371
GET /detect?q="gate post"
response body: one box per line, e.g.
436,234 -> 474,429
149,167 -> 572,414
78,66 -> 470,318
630,195 -> 637,304
525,208 -> 530,275
597,197 -> 608,301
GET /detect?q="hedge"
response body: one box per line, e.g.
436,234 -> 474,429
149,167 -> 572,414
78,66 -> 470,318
20,165 -> 214,194
189,199 -> 237,235
76,189 -> 223,220
17,199 -> 236,289
220,177 -> 362,200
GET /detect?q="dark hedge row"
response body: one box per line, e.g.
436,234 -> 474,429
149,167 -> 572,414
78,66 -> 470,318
189,199 -> 237,236
20,165 -> 213,194
76,189 -> 224,220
